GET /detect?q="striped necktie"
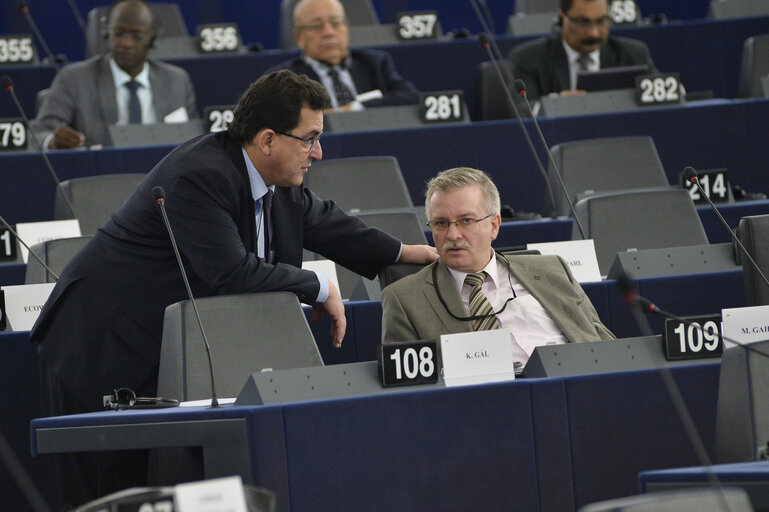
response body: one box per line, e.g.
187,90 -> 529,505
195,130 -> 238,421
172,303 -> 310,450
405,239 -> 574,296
464,272 -> 501,331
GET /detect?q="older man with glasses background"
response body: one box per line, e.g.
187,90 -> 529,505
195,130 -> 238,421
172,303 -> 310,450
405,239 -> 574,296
381,167 -> 614,364
508,0 -> 658,101
266,0 -> 420,110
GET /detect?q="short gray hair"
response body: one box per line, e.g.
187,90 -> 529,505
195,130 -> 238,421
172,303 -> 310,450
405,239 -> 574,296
425,167 -> 501,220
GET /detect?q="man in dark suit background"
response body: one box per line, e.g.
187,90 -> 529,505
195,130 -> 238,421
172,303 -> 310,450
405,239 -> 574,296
30,69 -> 437,508
267,0 -> 419,110
30,0 -> 197,149
508,0 -> 657,101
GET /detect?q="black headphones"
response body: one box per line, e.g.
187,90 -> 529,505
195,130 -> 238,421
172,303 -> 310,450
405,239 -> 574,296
432,250 -> 518,322
103,387 -> 179,410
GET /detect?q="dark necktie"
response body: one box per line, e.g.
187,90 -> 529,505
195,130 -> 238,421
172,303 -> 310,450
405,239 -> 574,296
327,68 -> 356,106
577,53 -> 592,72
125,80 -> 142,124
262,190 -> 273,263
464,272 -> 501,331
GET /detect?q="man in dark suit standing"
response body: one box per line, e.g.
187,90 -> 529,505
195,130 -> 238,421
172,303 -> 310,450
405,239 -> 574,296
508,0 -> 657,101
30,69 -> 437,508
267,0 -> 419,110
30,0 -> 197,149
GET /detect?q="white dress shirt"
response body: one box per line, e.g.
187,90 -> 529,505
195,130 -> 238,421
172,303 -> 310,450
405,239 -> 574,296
447,253 -> 568,364
109,58 -> 156,125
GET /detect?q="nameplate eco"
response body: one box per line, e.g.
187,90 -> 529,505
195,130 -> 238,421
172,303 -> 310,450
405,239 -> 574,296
635,73 -> 683,106
2,283 -> 54,331
396,11 -> 439,40
0,119 -> 28,152
682,168 -> 730,204
420,90 -> 465,123
527,239 -> 601,282
662,313 -> 723,360
379,340 -> 438,387
196,24 -> 240,54
440,329 -> 515,387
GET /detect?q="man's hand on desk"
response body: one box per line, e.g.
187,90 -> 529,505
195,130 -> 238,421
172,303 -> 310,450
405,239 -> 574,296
311,280 -> 346,348
51,126 -> 85,149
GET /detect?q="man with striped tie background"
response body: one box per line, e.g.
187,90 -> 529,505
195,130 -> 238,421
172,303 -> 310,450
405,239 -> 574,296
381,167 -> 614,365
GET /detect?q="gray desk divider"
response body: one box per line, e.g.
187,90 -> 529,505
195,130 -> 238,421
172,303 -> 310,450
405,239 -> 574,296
715,340 -> 769,463
539,89 -> 671,118
324,104 -> 469,133
521,336 -> 713,378
108,119 -> 205,147
235,361 -> 442,406
607,243 -> 739,279
158,292 -> 323,402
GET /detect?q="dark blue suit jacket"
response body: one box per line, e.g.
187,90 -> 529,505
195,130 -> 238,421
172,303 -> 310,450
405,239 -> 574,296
30,131 -> 401,411
508,35 -> 658,101
267,48 -> 420,107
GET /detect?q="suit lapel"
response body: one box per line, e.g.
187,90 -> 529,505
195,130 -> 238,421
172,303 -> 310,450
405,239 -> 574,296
504,255 -> 582,342
148,62 -> 170,118
98,56 -> 118,126
551,40 -> 571,92
423,261 -> 473,333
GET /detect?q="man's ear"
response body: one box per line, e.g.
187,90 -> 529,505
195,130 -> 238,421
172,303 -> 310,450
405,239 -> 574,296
256,129 -> 275,155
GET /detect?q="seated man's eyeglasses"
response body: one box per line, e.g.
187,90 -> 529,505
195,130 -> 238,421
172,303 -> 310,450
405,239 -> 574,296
427,213 -> 494,232
279,131 -> 321,153
564,15 -> 611,30
296,17 -> 349,32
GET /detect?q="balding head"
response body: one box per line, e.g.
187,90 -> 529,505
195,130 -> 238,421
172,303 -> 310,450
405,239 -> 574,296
293,0 -> 349,66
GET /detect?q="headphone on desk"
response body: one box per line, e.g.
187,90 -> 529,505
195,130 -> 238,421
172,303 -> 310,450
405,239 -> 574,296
103,387 -> 179,410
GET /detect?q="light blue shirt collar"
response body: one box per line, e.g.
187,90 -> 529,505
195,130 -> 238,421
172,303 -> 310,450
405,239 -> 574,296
241,145 -> 274,201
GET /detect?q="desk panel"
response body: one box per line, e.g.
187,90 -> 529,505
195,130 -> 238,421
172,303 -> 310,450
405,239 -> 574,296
30,362 -> 720,512
2,100 -> 768,226
565,363 -> 721,508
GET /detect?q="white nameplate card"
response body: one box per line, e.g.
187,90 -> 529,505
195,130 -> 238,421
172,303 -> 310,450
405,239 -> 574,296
526,239 -> 601,282
302,259 -> 340,299
175,476 -> 248,512
722,305 -> 769,350
440,328 -> 515,388
14,219 -> 81,263
356,89 -> 383,103
2,283 -> 54,331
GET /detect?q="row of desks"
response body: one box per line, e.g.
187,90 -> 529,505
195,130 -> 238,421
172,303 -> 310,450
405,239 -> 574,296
2,14 -> 768,120
0,0 -> 720,64
1,99 -> 769,225
27,361 -> 722,511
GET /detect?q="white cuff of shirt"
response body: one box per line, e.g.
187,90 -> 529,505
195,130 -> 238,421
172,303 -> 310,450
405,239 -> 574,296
311,270 -> 330,303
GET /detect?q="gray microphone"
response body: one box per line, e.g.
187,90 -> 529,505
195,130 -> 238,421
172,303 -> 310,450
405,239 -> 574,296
683,165 -> 769,291
152,186 -> 219,408
514,79 -> 587,240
